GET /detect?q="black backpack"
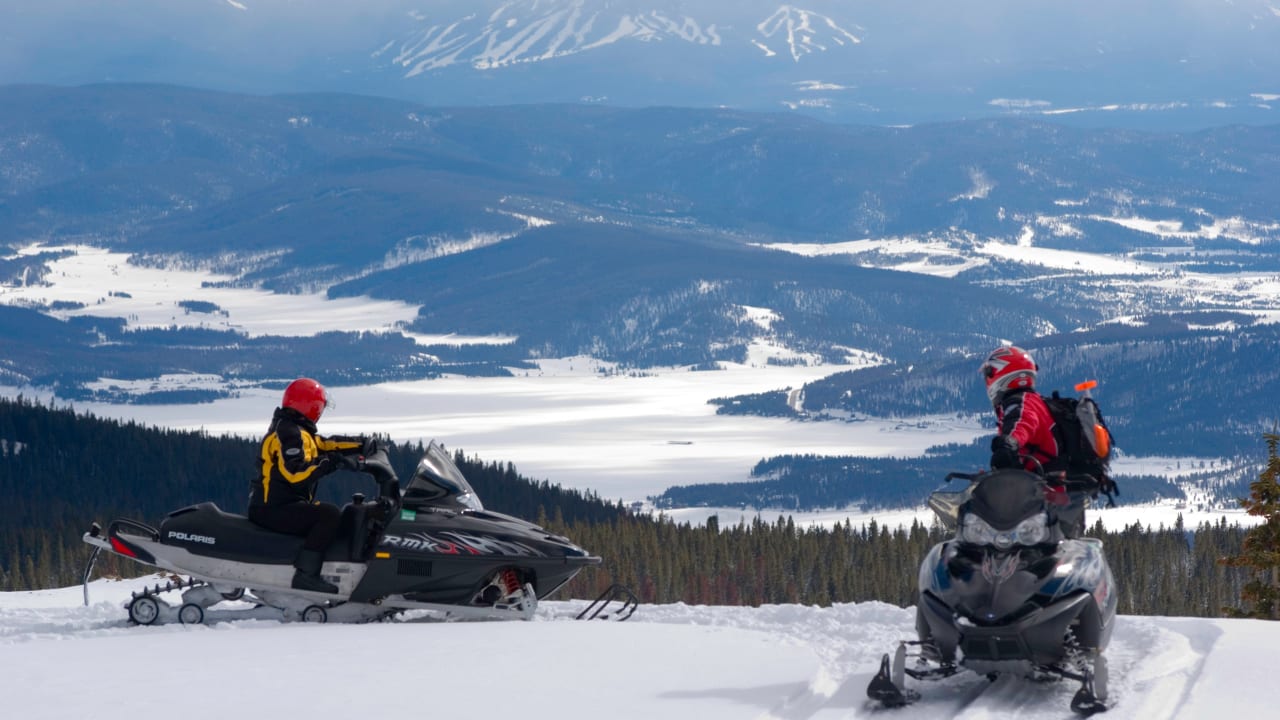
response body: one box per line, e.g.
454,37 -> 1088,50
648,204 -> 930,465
1042,387 -> 1116,498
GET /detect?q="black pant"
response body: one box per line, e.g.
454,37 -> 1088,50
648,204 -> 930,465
249,502 -> 341,552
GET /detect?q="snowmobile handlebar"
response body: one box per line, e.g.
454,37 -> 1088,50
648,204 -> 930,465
1056,473 -> 1104,494
946,468 -> 1102,494
352,440 -> 394,479
107,517 -> 160,542
946,454 -> 1047,483
357,447 -> 400,503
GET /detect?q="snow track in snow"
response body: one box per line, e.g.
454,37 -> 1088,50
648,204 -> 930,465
2,578 -> 1276,719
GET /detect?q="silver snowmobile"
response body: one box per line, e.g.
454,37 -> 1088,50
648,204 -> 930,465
82,440 -> 635,625
867,467 -> 1117,716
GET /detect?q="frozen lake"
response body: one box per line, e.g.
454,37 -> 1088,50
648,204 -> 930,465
3,359 -> 985,503
6,363 -> 1252,534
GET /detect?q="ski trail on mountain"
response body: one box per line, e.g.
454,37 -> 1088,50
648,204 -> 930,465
0,603 -> 132,643
949,673 -> 1080,719
773,614 -> 1218,719
1108,618 -> 1218,719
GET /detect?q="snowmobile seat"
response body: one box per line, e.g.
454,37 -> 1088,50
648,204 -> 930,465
159,503 -> 303,563
158,502 -> 362,565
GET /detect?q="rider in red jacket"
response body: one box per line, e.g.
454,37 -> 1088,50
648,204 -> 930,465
980,346 -> 1059,472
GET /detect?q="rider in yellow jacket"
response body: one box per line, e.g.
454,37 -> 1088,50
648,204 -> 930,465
248,378 -> 365,593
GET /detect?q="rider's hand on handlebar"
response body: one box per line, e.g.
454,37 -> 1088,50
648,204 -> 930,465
990,435 -> 1020,469
332,453 -> 365,472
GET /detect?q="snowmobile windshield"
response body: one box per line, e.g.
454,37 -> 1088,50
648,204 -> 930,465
965,469 -> 1046,530
402,441 -> 484,511
955,468 -> 1053,549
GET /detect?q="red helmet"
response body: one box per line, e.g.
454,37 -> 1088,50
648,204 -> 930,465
282,378 -> 328,422
980,346 -> 1037,405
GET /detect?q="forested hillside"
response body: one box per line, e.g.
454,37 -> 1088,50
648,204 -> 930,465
700,318 -> 1280,512
565,514 -> 1249,618
0,397 -> 1255,618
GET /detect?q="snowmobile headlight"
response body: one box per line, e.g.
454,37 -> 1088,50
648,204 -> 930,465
1013,513 -> 1050,545
959,513 -> 1049,549
959,514 -> 998,546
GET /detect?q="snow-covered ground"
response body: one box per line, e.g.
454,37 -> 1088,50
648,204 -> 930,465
1,576 -> 1276,719
660,495 -> 1261,535
0,244 -> 422,337
660,452 -> 1263,533
759,215 -> 1280,319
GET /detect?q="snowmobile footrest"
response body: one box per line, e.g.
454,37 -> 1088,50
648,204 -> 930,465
867,654 -> 918,707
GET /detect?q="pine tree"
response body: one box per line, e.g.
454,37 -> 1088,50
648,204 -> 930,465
1220,432 -> 1280,619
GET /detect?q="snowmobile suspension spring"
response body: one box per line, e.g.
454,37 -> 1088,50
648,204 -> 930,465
131,576 -> 204,601
500,570 -> 521,595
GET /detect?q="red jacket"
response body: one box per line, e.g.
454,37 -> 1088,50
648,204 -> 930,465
994,389 -> 1059,471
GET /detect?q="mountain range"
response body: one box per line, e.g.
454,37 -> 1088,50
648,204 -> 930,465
5,1 -> 1280,129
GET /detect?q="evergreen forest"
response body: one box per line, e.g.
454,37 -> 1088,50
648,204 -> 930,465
0,397 -> 1255,618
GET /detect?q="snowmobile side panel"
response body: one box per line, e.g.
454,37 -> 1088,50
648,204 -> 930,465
917,591 -> 961,663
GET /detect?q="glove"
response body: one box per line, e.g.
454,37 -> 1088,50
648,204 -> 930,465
332,453 -> 365,472
1043,483 -> 1070,507
989,435 -> 1020,469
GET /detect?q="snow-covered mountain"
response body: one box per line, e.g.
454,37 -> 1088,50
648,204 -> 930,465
6,0 -> 1280,128
379,1 -> 862,74
2,576 -> 1278,719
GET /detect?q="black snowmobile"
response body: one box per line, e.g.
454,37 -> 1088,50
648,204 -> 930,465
82,440 -> 635,625
867,467 -> 1118,716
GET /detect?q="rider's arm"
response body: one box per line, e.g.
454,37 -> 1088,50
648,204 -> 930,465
274,423 -> 335,483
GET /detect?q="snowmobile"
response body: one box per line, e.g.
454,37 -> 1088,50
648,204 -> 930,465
81,440 -> 635,625
867,467 -> 1117,716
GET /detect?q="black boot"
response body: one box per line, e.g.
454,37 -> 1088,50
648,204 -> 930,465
292,548 -> 338,594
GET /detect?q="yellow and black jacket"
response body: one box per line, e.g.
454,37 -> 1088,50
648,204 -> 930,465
249,407 -> 364,508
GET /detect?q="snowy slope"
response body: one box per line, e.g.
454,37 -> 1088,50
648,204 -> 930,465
382,2 -> 862,74
2,576 -> 1277,719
